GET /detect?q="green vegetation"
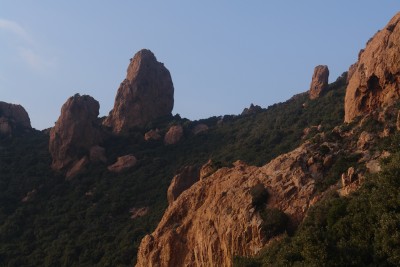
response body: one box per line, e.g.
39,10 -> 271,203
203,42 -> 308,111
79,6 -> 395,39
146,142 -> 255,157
0,75 -> 347,266
250,184 -> 269,209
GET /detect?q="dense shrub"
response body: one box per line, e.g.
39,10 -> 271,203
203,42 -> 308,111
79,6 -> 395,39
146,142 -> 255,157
250,184 -> 269,209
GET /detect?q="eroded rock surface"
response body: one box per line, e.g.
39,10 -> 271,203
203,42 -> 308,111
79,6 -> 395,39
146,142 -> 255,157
345,12 -> 400,122
164,125 -> 183,145
309,65 -> 329,99
0,101 -> 31,136
136,141 -> 341,267
103,49 -> 174,133
49,94 -> 102,172
107,154 -> 137,173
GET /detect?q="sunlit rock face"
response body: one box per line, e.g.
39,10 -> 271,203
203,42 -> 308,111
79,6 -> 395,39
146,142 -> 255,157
136,140 -> 338,267
345,12 -> 400,122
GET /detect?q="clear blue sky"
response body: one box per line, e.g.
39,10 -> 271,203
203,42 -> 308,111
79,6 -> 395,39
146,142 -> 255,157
1,1 -> 399,129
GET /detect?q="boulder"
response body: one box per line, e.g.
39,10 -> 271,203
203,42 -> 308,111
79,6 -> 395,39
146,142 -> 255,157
0,101 -> 31,136
164,125 -> 183,145
345,12 -> 400,122
49,94 -> 102,172
107,154 -> 137,173
103,49 -> 174,133
309,65 -> 329,99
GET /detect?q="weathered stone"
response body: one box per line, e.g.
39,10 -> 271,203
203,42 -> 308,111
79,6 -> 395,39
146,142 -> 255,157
309,65 -> 329,99
49,94 -> 102,172
167,165 -> 200,205
136,141 -> 336,267
0,101 -> 31,136
357,131 -> 375,150
345,12 -> 400,122
66,156 -> 89,179
164,125 -> 183,145
103,49 -> 174,133
107,155 -> 137,173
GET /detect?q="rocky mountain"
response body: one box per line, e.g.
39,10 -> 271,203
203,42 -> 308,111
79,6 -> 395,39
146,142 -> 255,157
103,49 -> 174,133
0,101 -> 31,136
345,12 -> 400,122
2,12 -> 400,267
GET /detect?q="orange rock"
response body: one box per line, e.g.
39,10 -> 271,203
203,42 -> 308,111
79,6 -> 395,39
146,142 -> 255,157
136,141 -> 332,267
345,12 -> 400,122
309,65 -> 329,99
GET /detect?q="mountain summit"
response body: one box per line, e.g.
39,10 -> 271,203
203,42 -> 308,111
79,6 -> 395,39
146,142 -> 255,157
103,49 -> 174,133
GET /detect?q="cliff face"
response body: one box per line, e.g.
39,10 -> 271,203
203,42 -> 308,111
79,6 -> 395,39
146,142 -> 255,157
49,94 -> 103,175
0,101 -> 31,136
103,49 -> 174,133
345,12 -> 400,122
136,140 -> 342,267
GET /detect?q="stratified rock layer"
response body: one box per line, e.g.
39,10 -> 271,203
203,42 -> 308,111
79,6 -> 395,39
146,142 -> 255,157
0,101 -> 31,136
309,65 -> 329,99
345,12 -> 400,122
104,49 -> 174,133
49,94 -> 102,171
136,141 -> 340,267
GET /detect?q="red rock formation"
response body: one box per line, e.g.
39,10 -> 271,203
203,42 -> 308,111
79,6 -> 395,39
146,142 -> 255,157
345,12 -> 400,122
309,65 -> 329,99
49,94 -> 102,173
107,154 -> 137,173
0,101 -> 31,136
164,125 -> 183,145
103,49 -> 174,133
136,140 -> 340,267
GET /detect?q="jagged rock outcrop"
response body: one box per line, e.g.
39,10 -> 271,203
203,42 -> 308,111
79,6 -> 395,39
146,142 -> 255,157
107,154 -> 137,173
0,101 -> 31,136
49,94 -> 102,173
345,12 -> 400,122
167,165 -> 200,205
136,141 -> 341,267
103,49 -> 174,133
164,125 -> 183,145
309,65 -> 329,99
241,103 -> 263,116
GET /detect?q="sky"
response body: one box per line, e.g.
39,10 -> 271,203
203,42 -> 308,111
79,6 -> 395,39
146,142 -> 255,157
1,1 -> 399,130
